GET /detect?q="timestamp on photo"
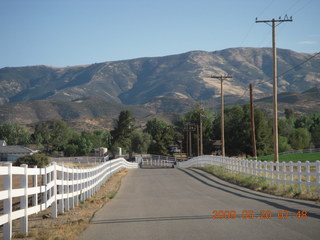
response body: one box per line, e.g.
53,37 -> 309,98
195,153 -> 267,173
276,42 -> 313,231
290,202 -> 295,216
212,210 -> 308,220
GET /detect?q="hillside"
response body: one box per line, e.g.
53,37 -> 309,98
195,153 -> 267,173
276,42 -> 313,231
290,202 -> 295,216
0,97 -> 182,131
1,48 -> 319,107
255,87 -> 320,116
0,47 -> 319,129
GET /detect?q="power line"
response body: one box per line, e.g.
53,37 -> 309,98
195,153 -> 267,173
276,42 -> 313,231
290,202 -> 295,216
278,51 -> 320,78
238,50 -> 320,101
254,50 -> 320,90
240,0 -> 275,48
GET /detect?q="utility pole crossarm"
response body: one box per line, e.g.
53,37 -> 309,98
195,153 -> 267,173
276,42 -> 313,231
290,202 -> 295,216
256,14 -> 293,23
211,75 -> 233,79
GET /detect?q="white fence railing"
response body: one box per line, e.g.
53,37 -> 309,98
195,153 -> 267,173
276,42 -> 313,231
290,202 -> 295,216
49,156 -> 106,164
0,158 -> 138,240
177,156 -> 320,193
135,155 -> 176,168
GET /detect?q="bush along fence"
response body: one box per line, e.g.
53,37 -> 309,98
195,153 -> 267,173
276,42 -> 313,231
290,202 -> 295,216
0,158 -> 138,240
177,156 -> 320,194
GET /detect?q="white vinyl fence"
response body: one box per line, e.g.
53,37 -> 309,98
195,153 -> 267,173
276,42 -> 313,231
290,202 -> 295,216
50,156 -> 106,164
177,156 -> 320,193
0,158 -> 138,240
136,155 -> 176,168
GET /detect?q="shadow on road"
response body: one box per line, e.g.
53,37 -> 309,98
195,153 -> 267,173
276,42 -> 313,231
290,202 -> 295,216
91,215 -> 213,225
178,168 -> 320,219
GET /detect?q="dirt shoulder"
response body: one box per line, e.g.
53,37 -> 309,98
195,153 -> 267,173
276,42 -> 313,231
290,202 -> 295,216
11,168 -> 130,240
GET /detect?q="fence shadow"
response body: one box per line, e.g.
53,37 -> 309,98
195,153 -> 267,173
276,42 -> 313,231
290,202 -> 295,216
178,168 -> 320,219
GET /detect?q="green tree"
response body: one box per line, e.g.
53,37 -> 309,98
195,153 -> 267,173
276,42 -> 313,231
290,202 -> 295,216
89,130 -> 112,148
0,123 -> 31,145
130,131 -> 151,154
175,105 -> 215,155
254,108 -> 273,156
14,153 -> 49,168
279,136 -> 291,152
289,128 -> 311,150
64,132 -> 93,156
213,105 -> 272,157
145,118 -> 174,155
279,117 -> 295,137
311,125 -> 320,148
111,110 -> 135,154
33,119 -> 71,153
284,108 -> 294,119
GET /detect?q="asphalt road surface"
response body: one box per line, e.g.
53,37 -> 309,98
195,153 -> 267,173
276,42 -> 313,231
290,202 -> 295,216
79,168 -> 320,240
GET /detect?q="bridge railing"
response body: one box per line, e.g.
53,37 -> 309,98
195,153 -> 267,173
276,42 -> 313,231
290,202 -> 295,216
177,155 -> 320,193
0,158 -> 138,240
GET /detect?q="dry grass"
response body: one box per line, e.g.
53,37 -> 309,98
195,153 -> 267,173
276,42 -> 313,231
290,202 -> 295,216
7,168 -> 129,240
198,165 -> 320,202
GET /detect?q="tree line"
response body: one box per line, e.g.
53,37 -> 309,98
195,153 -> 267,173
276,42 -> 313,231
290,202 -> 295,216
0,107 -> 319,157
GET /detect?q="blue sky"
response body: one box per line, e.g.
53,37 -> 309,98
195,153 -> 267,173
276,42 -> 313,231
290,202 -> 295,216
1,0 -> 319,68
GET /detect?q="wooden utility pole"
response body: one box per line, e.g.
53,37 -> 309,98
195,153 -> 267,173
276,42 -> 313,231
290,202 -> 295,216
199,113 -> 203,156
250,84 -> 257,160
186,125 -> 189,157
189,124 -> 192,157
256,15 -> 292,163
211,74 -> 233,157
196,125 -> 200,156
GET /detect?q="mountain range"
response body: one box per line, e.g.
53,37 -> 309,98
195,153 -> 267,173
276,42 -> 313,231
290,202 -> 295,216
0,47 -> 319,129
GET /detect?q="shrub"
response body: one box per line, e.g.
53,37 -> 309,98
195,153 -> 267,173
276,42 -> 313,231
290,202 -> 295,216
14,153 -> 49,167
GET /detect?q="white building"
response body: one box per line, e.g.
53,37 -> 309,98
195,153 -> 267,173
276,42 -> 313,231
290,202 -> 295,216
0,140 -> 38,162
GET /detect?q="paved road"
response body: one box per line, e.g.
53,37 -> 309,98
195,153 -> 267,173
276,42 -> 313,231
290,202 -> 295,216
79,168 -> 320,240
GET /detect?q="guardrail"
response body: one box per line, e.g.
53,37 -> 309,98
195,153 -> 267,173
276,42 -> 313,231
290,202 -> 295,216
177,156 -> 320,193
0,158 -> 138,240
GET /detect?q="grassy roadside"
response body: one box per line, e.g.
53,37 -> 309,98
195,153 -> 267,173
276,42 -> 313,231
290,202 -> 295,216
196,165 -> 320,202
254,152 -> 320,162
10,168 -> 130,240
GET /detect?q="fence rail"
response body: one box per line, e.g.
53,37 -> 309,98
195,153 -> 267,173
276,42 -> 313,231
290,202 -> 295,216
135,155 -> 176,168
0,158 -> 138,240
50,156 -> 106,164
267,148 -> 320,156
177,156 -> 320,193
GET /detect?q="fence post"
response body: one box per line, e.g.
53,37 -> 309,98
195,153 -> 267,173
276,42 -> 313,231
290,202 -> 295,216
65,167 -> 70,211
20,164 -> 28,235
306,161 -> 310,194
282,161 -> 286,190
289,161 -> 293,185
276,162 -> 280,188
32,166 -> 38,212
245,160 -> 248,175
70,167 -> 75,209
109,160 -> 112,178
316,161 -> 320,195
59,165 -> 64,214
81,168 -> 84,201
297,161 -> 302,192
4,162 -> 12,240
270,162 -> 274,187
43,166 -> 48,211
74,169 -> 79,205
52,162 -> 58,218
